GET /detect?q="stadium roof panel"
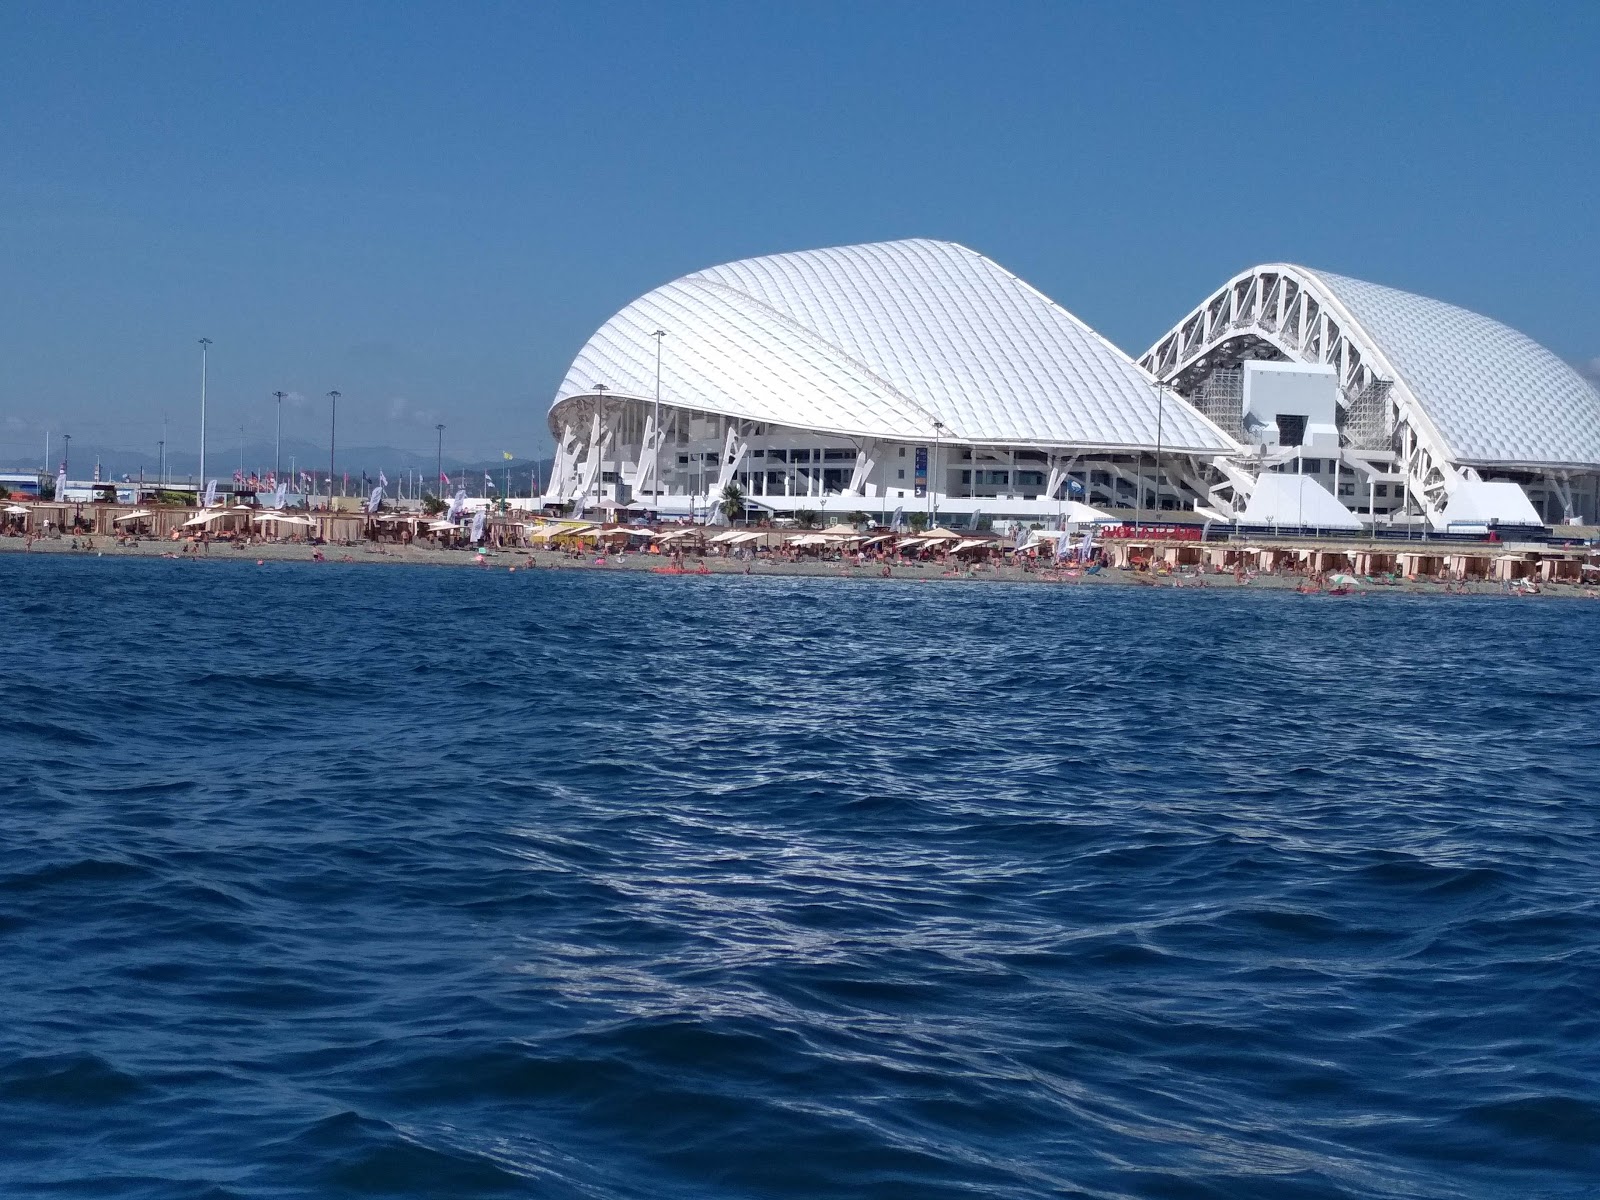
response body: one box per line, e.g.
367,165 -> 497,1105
553,239 -> 1237,454
1299,267 -> 1600,468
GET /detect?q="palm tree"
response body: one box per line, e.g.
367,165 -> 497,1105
795,509 -> 819,529
719,481 -> 747,523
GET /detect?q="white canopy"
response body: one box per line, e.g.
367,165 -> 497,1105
113,509 -> 154,522
1241,474 -> 1363,530
4,504 -> 31,515
182,509 -> 236,527
1436,479 -> 1543,530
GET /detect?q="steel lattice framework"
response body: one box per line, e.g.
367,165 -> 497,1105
1139,264 -> 1466,516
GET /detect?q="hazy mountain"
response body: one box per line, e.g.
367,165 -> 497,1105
9,435 -> 551,493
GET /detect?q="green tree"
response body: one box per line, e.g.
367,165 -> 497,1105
908,511 -> 929,533
795,508 -> 819,529
848,510 -> 869,528
719,482 -> 747,523
421,493 -> 446,516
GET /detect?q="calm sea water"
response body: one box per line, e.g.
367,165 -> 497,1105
2,555 -> 1597,1199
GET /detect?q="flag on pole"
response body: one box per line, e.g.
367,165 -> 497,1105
502,451 -> 513,461
469,508 -> 486,543
890,506 -> 904,532
378,470 -> 388,489
273,482 -> 287,509
447,488 -> 467,522
366,485 -> 385,514
202,479 -> 218,507
484,472 -> 494,492
55,466 -> 67,501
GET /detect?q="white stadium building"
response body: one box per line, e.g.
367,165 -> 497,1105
544,239 -> 1600,530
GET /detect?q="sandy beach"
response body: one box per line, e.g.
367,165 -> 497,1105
5,533 -> 1594,599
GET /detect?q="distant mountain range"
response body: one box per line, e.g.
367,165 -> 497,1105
5,436 -> 553,494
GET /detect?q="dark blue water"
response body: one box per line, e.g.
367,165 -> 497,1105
2,556 -> 1597,1199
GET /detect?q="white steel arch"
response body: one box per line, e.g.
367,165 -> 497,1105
1141,264 -> 1600,523
1140,264 -> 1466,516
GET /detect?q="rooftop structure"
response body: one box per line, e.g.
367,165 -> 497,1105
545,239 -> 1233,523
1141,264 -> 1600,527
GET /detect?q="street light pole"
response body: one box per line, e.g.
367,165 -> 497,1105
273,391 -> 286,482
931,421 -> 944,528
327,390 -> 340,511
62,433 -> 71,478
591,384 -> 609,518
198,338 -> 211,488
651,330 -> 666,507
435,423 -> 445,500
1152,380 -> 1169,518
159,440 -> 165,486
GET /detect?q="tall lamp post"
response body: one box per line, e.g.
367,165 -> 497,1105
62,433 -> 71,480
651,329 -> 666,506
158,440 -> 165,486
327,390 -> 340,510
591,384 -> 609,517
198,338 -> 212,489
1152,379 -> 1170,519
273,391 -> 287,482
931,420 -> 945,528
435,423 -> 445,500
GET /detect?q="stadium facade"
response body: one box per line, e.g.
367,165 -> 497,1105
545,239 -> 1600,529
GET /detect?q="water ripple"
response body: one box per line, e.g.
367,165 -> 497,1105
1,556 -> 1597,1198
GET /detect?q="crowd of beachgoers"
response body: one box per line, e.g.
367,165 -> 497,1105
6,515 -> 1599,600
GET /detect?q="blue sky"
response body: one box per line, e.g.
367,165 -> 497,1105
2,0 -> 1596,466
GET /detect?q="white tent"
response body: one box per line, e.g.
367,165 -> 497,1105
1241,474 -> 1362,530
1436,480 -> 1543,530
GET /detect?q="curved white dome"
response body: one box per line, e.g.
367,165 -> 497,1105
1301,268 -> 1600,468
551,239 -> 1236,454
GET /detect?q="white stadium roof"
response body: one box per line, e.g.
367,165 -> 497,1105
552,239 -> 1237,454
1143,262 -> 1600,473
1303,268 -> 1600,468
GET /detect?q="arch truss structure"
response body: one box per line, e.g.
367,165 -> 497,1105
1140,264 -> 1600,523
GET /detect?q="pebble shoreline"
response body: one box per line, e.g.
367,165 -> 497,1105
4,535 -> 1592,599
